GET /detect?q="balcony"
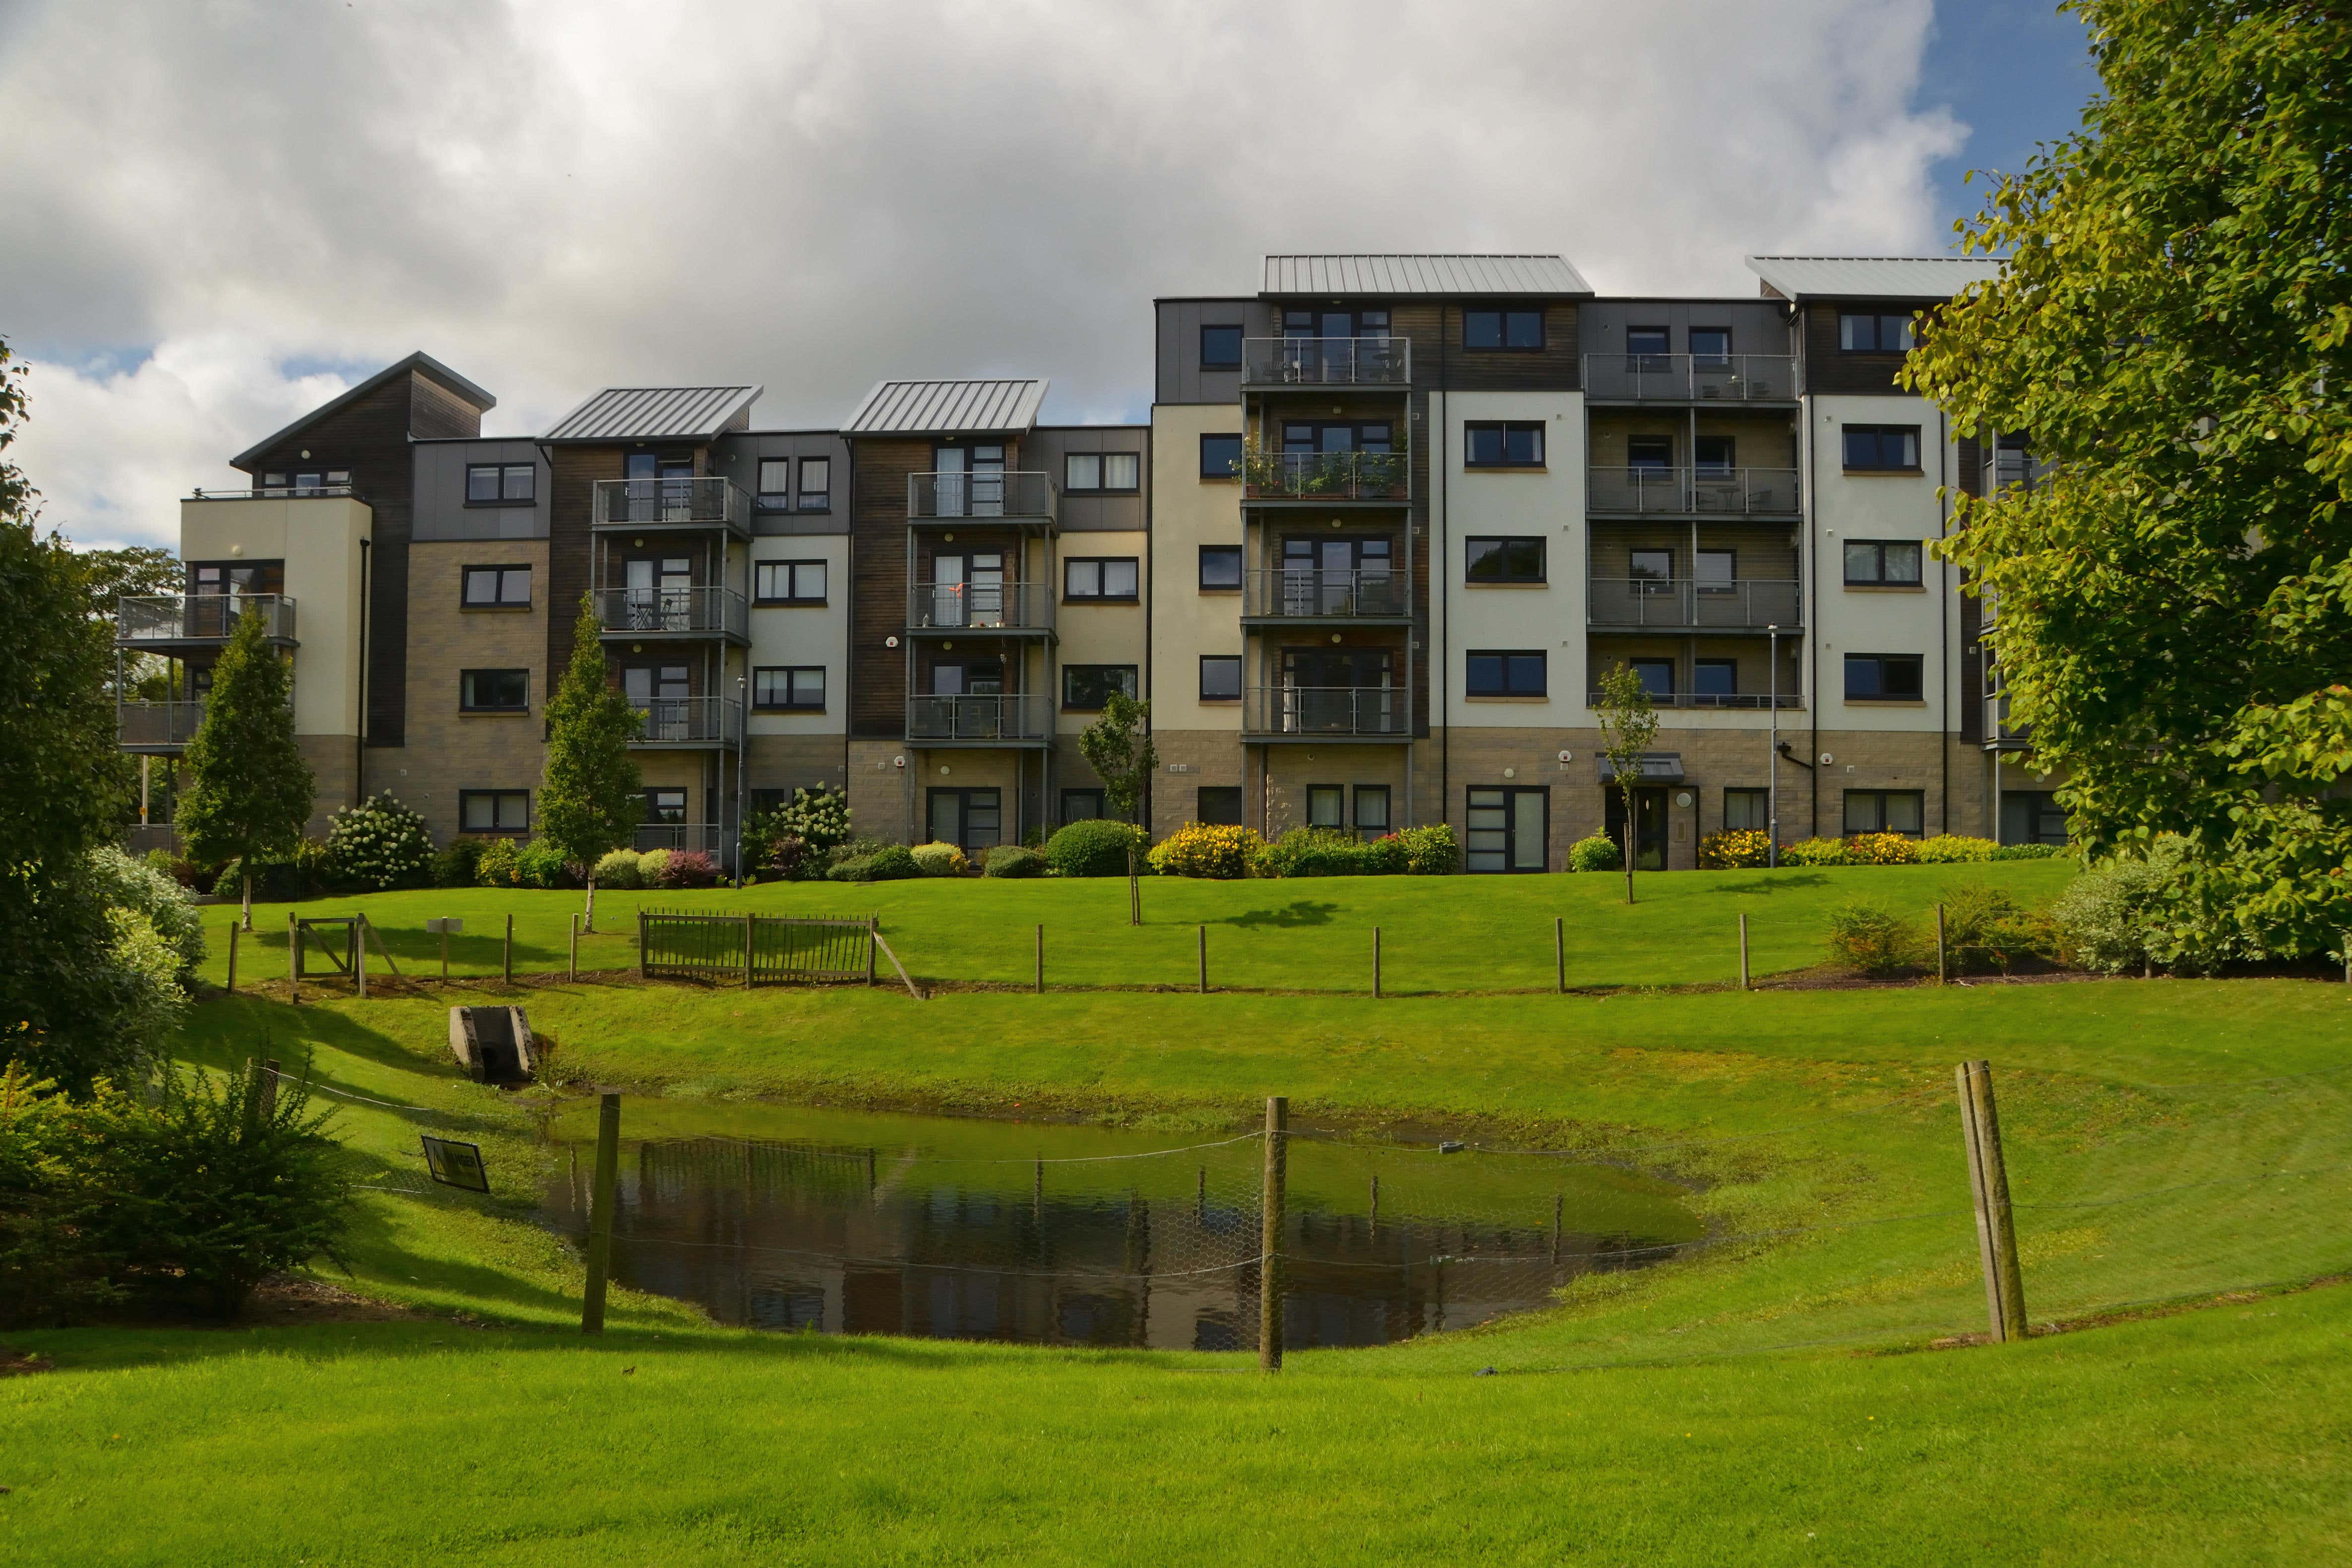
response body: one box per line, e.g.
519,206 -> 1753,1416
1585,690 -> 1803,712
1581,354 -> 1797,401
905,581 -> 1054,634
1984,692 -> 2030,753
635,822 -> 729,855
1588,578 -> 1801,632
117,593 -> 297,647
592,477 -> 751,538
1241,337 -> 1411,389
592,586 -> 749,643
1244,450 -> 1410,503
125,824 -> 179,856
628,696 -> 742,749
1587,466 -> 1799,517
1241,568 -> 1409,622
118,700 -> 206,751
906,471 -> 1057,524
905,693 -> 1053,745
1242,686 -> 1410,741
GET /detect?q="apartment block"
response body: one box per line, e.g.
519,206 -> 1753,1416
120,251 -> 2066,869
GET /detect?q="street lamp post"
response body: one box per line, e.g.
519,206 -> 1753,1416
1767,624 -> 1780,869
735,675 -> 749,887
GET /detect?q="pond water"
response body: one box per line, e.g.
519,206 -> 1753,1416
538,1100 -> 1702,1351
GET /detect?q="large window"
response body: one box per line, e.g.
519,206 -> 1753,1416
1844,789 -> 1925,837
1625,325 -> 1670,361
2001,790 -> 2071,847
1306,784 -> 1344,829
1842,426 -> 1921,471
754,560 -> 827,604
1463,308 -> 1544,351
1843,540 -> 1923,585
1626,435 -> 1673,470
1465,650 -> 1546,698
459,669 -> 529,712
1198,546 -> 1243,590
1062,664 -> 1138,710
1199,434 -> 1243,479
1839,313 -> 1915,353
1465,421 -> 1545,468
1065,452 -> 1141,493
1064,557 -> 1140,601
1197,786 -> 1244,826
465,462 -> 535,503
1061,788 -> 1106,825
756,459 -> 792,511
752,666 -> 826,711
643,787 -> 687,824
458,789 -> 530,834
1630,658 -> 1675,697
1689,327 -> 1731,365
1693,658 -> 1737,698
796,458 -> 831,511
1724,787 -> 1770,832
1695,435 -> 1735,475
1200,324 -> 1244,370
1465,536 -> 1545,584
461,564 -> 531,607
1199,655 -> 1242,701
1354,785 -> 1391,837
1466,786 -> 1548,873
1844,653 -> 1924,701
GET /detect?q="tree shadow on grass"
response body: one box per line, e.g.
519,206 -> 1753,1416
1217,901 -> 1341,930
1707,873 -> 1830,895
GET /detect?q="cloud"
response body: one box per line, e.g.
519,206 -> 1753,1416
0,0 -> 1964,550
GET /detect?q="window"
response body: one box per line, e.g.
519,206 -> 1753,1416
1842,425 -> 1921,471
461,564 -> 531,607
1062,664 -> 1138,710
1625,325 -> 1670,360
1694,435 -> 1734,476
1198,546 -> 1243,590
1283,421 -> 1392,453
2000,790 -> 2071,847
1061,788 -> 1106,824
1197,786 -> 1245,826
797,457 -> 831,511
1844,653 -> 1925,700
1465,536 -> 1545,584
465,463 -> 534,504
1843,540 -> 1923,585
1629,549 -> 1674,589
1465,650 -> 1546,698
643,787 -> 687,824
1466,786 -> 1547,873
1200,324 -> 1244,370
1465,421 -> 1545,467
1839,313 -> 1915,353
459,669 -> 529,712
1200,434 -> 1243,479
1689,327 -> 1731,365
1631,658 -> 1675,697
1464,308 -> 1544,351
1064,557 -> 1140,600
1064,453 -> 1140,493
1306,785 -> 1344,829
752,666 -> 826,711
458,790 -> 529,834
1844,789 -> 1925,837
1626,435 -> 1673,470
1353,785 -> 1391,837
1199,655 -> 1242,700
756,459 -> 792,510
1724,787 -> 1770,832
1696,549 -> 1735,593
754,560 -> 827,604
1694,659 -> 1737,698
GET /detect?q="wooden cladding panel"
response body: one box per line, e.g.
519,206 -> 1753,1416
545,447 -> 623,686
409,374 -> 487,441
848,438 -> 934,739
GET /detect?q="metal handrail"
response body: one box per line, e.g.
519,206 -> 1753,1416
905,693 -> 1053,741
1583,690 -> 1803,711
627,696 -> 743,745
592,477 -> 750,528
1242,567 -> 1408,619
1242,337 -> 1411,386
1243,685 -> 1409,737
1587,577 -> 1801,630
1244,449 -> 1410,502
117,593 -> 298,642
1580,353 -> 1797,400
1586,466 -> 1799,515
905,581 -> 1054,630
117,700 -> 210,747
591,585 -> 748,639
634,823 -> 726,854
189,485 -> 361,502
906,471 -> 1057,520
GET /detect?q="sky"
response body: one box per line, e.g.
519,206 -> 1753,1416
0,0 -> 2095,554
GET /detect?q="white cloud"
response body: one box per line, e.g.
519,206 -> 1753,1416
1,0 -> 1965,551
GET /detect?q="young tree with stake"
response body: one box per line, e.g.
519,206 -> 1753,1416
538,597 -> 642,933
1077,688 -> 1157,821
179,605 -> 314,931
1594,662 -> 1659,905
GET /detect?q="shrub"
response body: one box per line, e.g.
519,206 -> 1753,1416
745,787 -> 853,868
829,844 -> 921,882
1991,842 -> 2062,861
766,834 -> 810,880
911,841 -> 969,877
1568,833 -> 1622,873
654,849 -> 720,889
218,838 -> 331,901
2050,841 -> 2187,974
1940,882 -> 2057,974
1261,826 -> 1374,878
432,835 -> 491,888
1046,819 -> 1150,878
593,848 -> 644,889
1916,834 -> 1997,864
982,844 -> 1047,878
1396,822 -> 1459,875
1826,900 -> 1920,977
515,838 -> 572,889
1699,829 -> 1772,870
473,837 -> 522,887
1360,834 -> 1410,875
84,845 -> 205,984
634,848 -> 672,888
1844,831 -> 1919,866
1147,823 -> 1261,879
323,793 -> 435,891
1782,836 -> 1850,867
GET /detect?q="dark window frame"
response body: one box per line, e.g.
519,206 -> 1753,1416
1063,557 -> 1141,602
1198,546 -> 1243,592
1464,421 -> 1547,469
1842,539 -> 1925,586
463,461 -> 536,506
460,564 -> 533,610
1844,652 -> 1926,701
1199,323 -> 1245,371
1061,787 -> 1108,825
1624,325 -> 1671,360
797,456 -> 832,513
754,458 -> 793,512
1693,657 -> 1738,697
457,789 -> 531,835
642,786 -> 688,825
1464,535 -> 1547,585
1843,788 -> 1927,838
1723,787 -> 1770,833
1462,306 -> 1546,352
1837,312 -> 1917,354
1465,649 -> 1548,698
1630,657 -> 1676,697
1305,783 -> 1345,830
1061,664 -> 1140,711
1199,433 -> 1244,481
1196,786 -> 1245,826
1842,425 -> 1923,473
1353,784 -> 1392,837
458,668 -> 530,713
1198,655 -> 1243,701
1465,785 -> 1550,874
751,665 -> 827,712
753,559 -> 828,606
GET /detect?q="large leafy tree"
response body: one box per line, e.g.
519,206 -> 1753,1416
82,546 -> 182,701
1907,0 -> 2352,957
179,606 -> 314,931
538,597 -> 641,932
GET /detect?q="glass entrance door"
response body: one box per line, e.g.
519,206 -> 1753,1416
1604,787 -> 1670,871
928,788 -> 1003,854
623,663 -> 691,740
1467,787 -> 1548,873
624,555 -> 693,630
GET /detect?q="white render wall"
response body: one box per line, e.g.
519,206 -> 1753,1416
745,534 -> 850,738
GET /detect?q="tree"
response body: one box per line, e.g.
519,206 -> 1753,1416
1594,662 -> 1659,905
81,546 -> 181,701
1077,689 -> 1158,822
179,605 -> 314,931
1905,0 -> 2352,957
538,596 -> 641,932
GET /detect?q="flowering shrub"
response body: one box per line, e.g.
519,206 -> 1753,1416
1781,837 -> 1849,867
745,787 -> 853,869
1147,823 -> 1261,879
593,849 -> 644,888
1915,834 -> 1997,864
324,793 -> 435,891
911,841 -> 969,877
473,837 -> 523,887
1568,833 -> 1622,872
1844,832 -> 1919,866
654,849 -> 720,888
1699,829 -> 1772,870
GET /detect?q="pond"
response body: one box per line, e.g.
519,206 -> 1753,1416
538,1100 -> 1703,1351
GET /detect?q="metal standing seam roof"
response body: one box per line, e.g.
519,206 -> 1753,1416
842,379 -> 1049,437
1745,255 -> 2007,301
540,385 -> 763,442
1262,254 -> 1592,298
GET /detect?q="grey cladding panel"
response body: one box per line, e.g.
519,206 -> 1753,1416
1154,299 -> 1265,405
412,439 -> 549,541
713,431 -> 853,535
1033,426 -> 1148,533
1580,301 -> 1795,358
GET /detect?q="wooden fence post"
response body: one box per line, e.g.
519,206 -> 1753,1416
866,917 -> 878,987
1937,903 -> 1950,985
1372,926 -> 1382,999
1738,913 -> 1750,991
441,925 -> 452,985
1550,1191 -> 1564,1266
355,919 -> 368,1002
226,925 -> 239,996
1197,925 -> 1208,995
637,911 -> 649,981
1956,1061 -> 2028,1342
1260,1095 -> 1288,1373
1034,924 -> 1044,995
287,913 -> 300,1004
570,914 -> 580,982
1554,916 -> 1565,995
1367,1172 -> 1379,1240
743,912 -> 755,990
581,1092 -> 621,1334
1127,845 -> 1141,927
504,914 -> 514,988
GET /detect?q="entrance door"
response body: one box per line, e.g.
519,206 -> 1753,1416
1467,787 -> 1548,873
623,663 -> 691,740
933,552 -> 1004,627
934,444 -> 1006,517
1604,787 -> 1670,871
928,788 -> 1003,854
1282,536 -> 1393,615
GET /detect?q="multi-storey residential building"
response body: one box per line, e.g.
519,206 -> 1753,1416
120,250 -> 2063,870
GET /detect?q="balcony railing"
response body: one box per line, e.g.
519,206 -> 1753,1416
907,471 -> 1057,522
117,593 -> 297,644
906,693 -> 1053,742
1587,578 -> 1801,631
906,581 -> 1054,631
125,824 -> 179,856
117,700 -> 208,749
1587,466 -> 1799,515
190,485 -> 361,502
628,696 -> 742,747
1242,568 -> 1409,620
1984,692 -> 2030,752
592,477 -> 750,531
634,822 -> 728,855
592,586 -> 748,640
1241,336 -> 1411,387
1244,450 -> 1410,502
1243,685 -> 1409,739
1585,690 -> 1804,711
1581,353 -> 1797,401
